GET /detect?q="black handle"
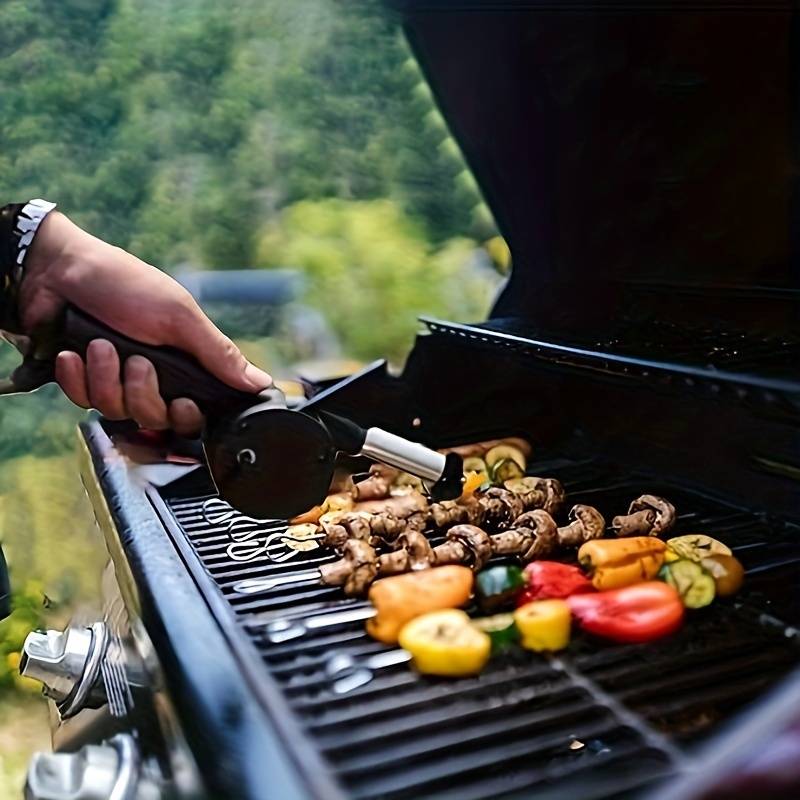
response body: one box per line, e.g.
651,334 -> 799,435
62,306 -> 263,420
0,544 -> 10,620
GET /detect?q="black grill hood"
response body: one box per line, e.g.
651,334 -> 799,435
393,0 -> 800,335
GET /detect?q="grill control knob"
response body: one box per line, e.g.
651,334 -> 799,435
25,733 -> 161,800
20,622 -> 108,718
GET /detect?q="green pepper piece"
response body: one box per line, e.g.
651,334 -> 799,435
472,613 -> 519,651
475,565 -> 525,613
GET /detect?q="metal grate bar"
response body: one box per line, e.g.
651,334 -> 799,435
165,457 -> 800,800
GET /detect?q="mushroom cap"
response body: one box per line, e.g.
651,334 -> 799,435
569,504 -> 606,538
397,530 -> 434,569
342,538 -> 377,564
542,479 -> 566,515
448,524 -> 493,570
629,495 -> 676,534
483,487 -> 525,528
514,509 -> 558,560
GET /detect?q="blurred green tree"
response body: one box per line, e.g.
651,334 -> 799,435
256,198 -> 495,363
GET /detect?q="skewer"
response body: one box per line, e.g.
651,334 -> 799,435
201,498 -> 329,563
232,506 -> 603,598
263,605 -> 378,642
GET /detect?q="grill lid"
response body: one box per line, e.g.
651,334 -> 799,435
395,0 -> 800,333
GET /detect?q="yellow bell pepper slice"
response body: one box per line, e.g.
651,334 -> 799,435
513,599 -> 571,651
578,537 -> 667,590
398,610 -> 491,677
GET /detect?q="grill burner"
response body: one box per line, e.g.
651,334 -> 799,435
161,458 -> 800,800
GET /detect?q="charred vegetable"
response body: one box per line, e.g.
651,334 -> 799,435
462,457 -> 490,486
514,599 -> 571,652
475,565 -> 526,613
490,457 -> 525,483
700,554 -> 745,596
578,537 -> 667,590
667,535 -> 732,563
366,566 -> 474,644
399,610 -> 491,677
518,561 -> 595,604
567,582 -> 684,643
485,444 -> 527,472
658,559 -> 716,609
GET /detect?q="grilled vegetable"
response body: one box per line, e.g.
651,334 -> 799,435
490,457 -> 525,483
658,559 -> 716,608
472,613 -> 519,650
667,535 -> 732,563
578,537 -> 667,590
612,495 -> 676,537
289,505 -> 323,525
567,582 -> 684,643
485,444 -> 527,471
460,470 -> 485,498
366,566 -> 474,644
700,554 -> 745,596
399,610 -> 491,676
518,561 -> 595,605
475,565 -> 526,613
463,457 -> 490,486
321,492 -> 355,514
557,505 -> 606,548
514,599 -> 571,651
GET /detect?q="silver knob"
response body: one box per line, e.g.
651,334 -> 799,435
25,734 -> 161,800
20,622 -> 108,717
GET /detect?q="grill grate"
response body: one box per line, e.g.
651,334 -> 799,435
165,459 -> 800,799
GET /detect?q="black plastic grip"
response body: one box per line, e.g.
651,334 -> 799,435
62,306 -> 262,420
0,544 -> 10,620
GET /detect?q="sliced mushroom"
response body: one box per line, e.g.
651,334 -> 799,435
557,505 -> 606,548
612,495 -> 676,537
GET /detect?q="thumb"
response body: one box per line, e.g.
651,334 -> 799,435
176,313 -> 272,394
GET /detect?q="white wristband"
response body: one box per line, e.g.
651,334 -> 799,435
13,198 -> 57,279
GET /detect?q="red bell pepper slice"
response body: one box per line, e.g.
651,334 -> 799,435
517,561 -> 595,606
567,581 -> 684,643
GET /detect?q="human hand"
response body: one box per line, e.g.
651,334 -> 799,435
18,211 -> 271,434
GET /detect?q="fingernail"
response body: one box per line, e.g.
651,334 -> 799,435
244,362 -> 272,391
88,338 -> 113,358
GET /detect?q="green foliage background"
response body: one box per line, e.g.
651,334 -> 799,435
0,1 -> 504,790
0,0 -> 498,319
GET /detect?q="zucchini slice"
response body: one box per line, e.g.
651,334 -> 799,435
485,444 -> 527,470
659,559 -> 716,609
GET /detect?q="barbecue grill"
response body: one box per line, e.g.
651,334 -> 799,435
18,2 -> 800,799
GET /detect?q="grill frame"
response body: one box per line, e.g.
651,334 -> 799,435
79,419 -> 346,800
